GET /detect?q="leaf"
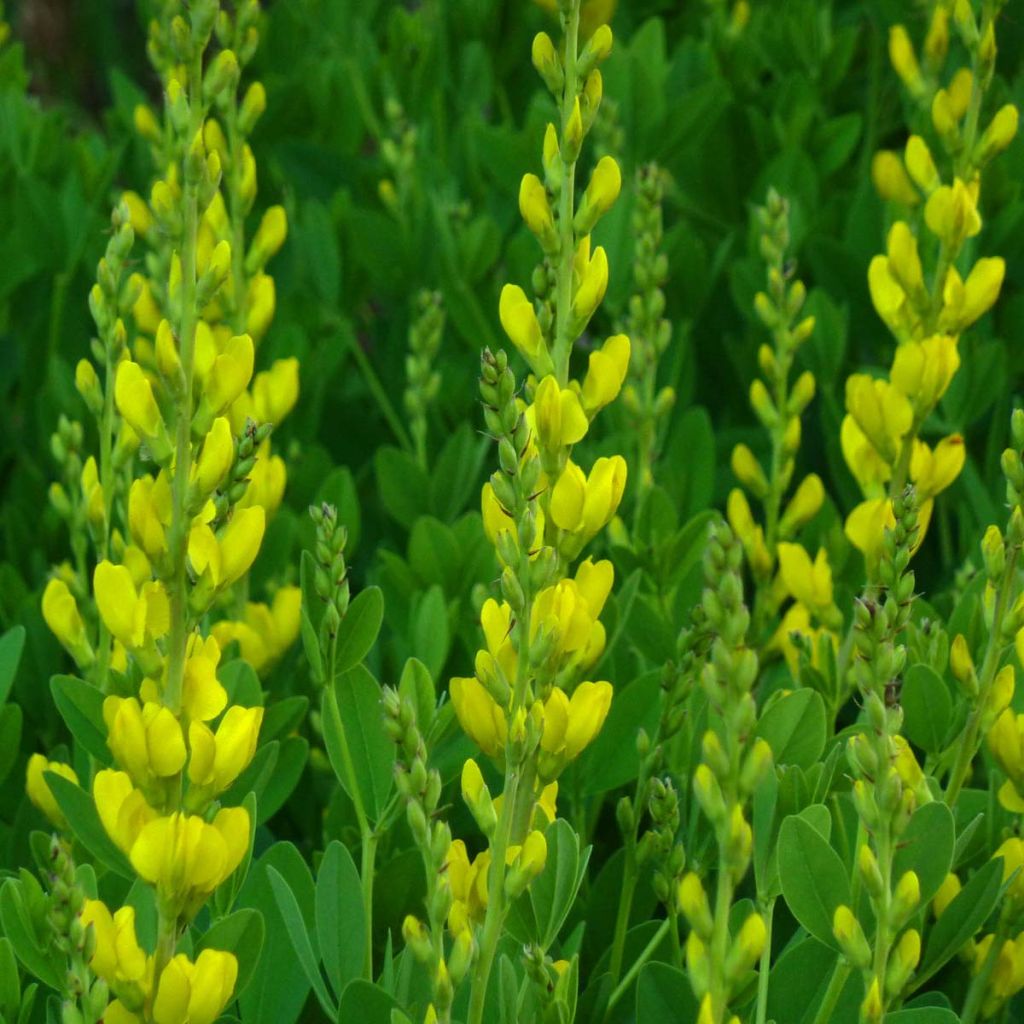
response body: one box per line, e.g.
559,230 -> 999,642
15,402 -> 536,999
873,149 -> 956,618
756,689 -> 827,769
49,675 -> 110,765
0,882 -> 62,991
411,585 -> 449,680
0,704 -> 22,784
892,801 -> 955,909
334,587 -> 384,676
429,423 -> 487,523
884,1010 -> 959,1023
0,625 -> 25,704
375,447 -> 430,529
261,696 -> 310,744
398,657 -> 435,735
900,665 -> 952,755
256,736 -> 308,824
315,841 -> 365,999
266,866 -> 337,1018
506,819 -> 588,949
918,858 -> 1002,985
336,979 -> 403,1022
45,774 -> 133,878
778,815 -> 850,950
636,962 -> 699,1022
322,665 -> 394,822
197,909 -> 265,998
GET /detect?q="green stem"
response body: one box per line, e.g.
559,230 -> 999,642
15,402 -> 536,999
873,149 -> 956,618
163,53 -> 204,716
809,960 -> 852,1024
606,917 -> 672,1013
360,829 -> 378,981
960,921 -> 1005,1024
754,898 -> 775,1024
607,842 -> 638,988
551,1 -> 581,385
945,545 -> 1019,805
708,854 -> 735,1023
466,765 -> 520,1024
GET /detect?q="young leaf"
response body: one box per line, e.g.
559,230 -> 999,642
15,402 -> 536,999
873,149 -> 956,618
315,841 -> 365,998
334,586 -> 384,676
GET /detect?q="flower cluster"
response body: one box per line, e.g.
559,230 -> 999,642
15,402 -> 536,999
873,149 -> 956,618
29,1 -> 296,1017
850,3 -> 1017,562
727,191 -> 835,668
835,489 -> 931,1022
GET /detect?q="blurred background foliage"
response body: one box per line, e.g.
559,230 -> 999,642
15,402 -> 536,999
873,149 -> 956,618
1,0 -> 1023,920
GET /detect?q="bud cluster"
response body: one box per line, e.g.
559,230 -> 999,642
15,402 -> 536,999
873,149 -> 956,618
404,289 -> 446,468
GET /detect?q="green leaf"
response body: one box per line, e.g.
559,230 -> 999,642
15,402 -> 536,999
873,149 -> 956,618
316,841 -> 365,999
322,665 -> 394,822
577,671 -> 661,795
636,962 -> 699,1022
197,909 -> 264,998
256,736 -> 308,824
45,773 -> 132,878
892,801 -> 955,909
336,979 -> 403,1022
408,517 -> 461,595
884,1010 -> 959,1023
49,675 -> 110,765
398,657 -> 435,734
429,423 -> 487,522
375,447 -> 430,529
0,937 -> 20,1020
334,587 -> 384,677
261,696 -> 310,744
0,881 -> 62,991
756,689 -> 827,769
266,866 -> 337,1018
0,625 -> 25,704
918,858 -> 1002,985
900,665 -> 951,754
506,819 -> 589,949
411,584 -> 449,680
0,704 -> 22,784
778,815 -> 850,950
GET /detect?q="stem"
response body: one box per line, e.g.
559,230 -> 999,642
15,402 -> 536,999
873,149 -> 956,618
552,1 -> 580,385
810,960 -> 853,1024
606,917 -> 672,1012
708,856 -> 735,1024
754,898 -> 775,1024
960,922 -> 1005,1024
945,546 -> 1019,805
466,765 -> 520,1024
607,842 -> 638,987
163,52 -> 205,716
360,829 -> 378,981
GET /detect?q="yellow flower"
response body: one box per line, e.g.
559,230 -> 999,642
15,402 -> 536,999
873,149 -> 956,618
128,473 -> 173,564
910,435 -> 965,499
549,455 -> 627,551
151,949 -> 238,1024
777,543 -> 834,620
572,236 -> 608,324
103,696 -> 187,788
779,474 -> 824,537
539,680 -> 612,765
933,873 -> 961,917
995,838 -> 1024,905
890,335 -> 959,416
188,705 -> 264,795
889,25 -> 923,98
940,257 -> 1005,332
580,155 -> 621,225
25,755 -> 78,829
924,178 -> 981,250
249,357 -> 300,426
731,443 -> 768,498
188,506 -> 266,590
130,807 -> 249,917
532,375 -> 589,450
247,273 -> 276,341
211,586 -> 302,675
451,675 -> 507,757
179,634 -> 229,722
499,284 -> 544,362
94,769 -> 159,855
93,561 -> 170,650
845,374 -> 913,464
204,334 -> 255,415
115,360 -> 168,454
41,578 -> 91,661
80,900 -> 148,988
192,416 -> 234,497
247,205 -> 288,272
519,173 -> 554,238
871,151 -> 919,206
845,497 -> 933,562
580,334 -> 630,415
989,709 -> 1024,812
904,136 -> 940,194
